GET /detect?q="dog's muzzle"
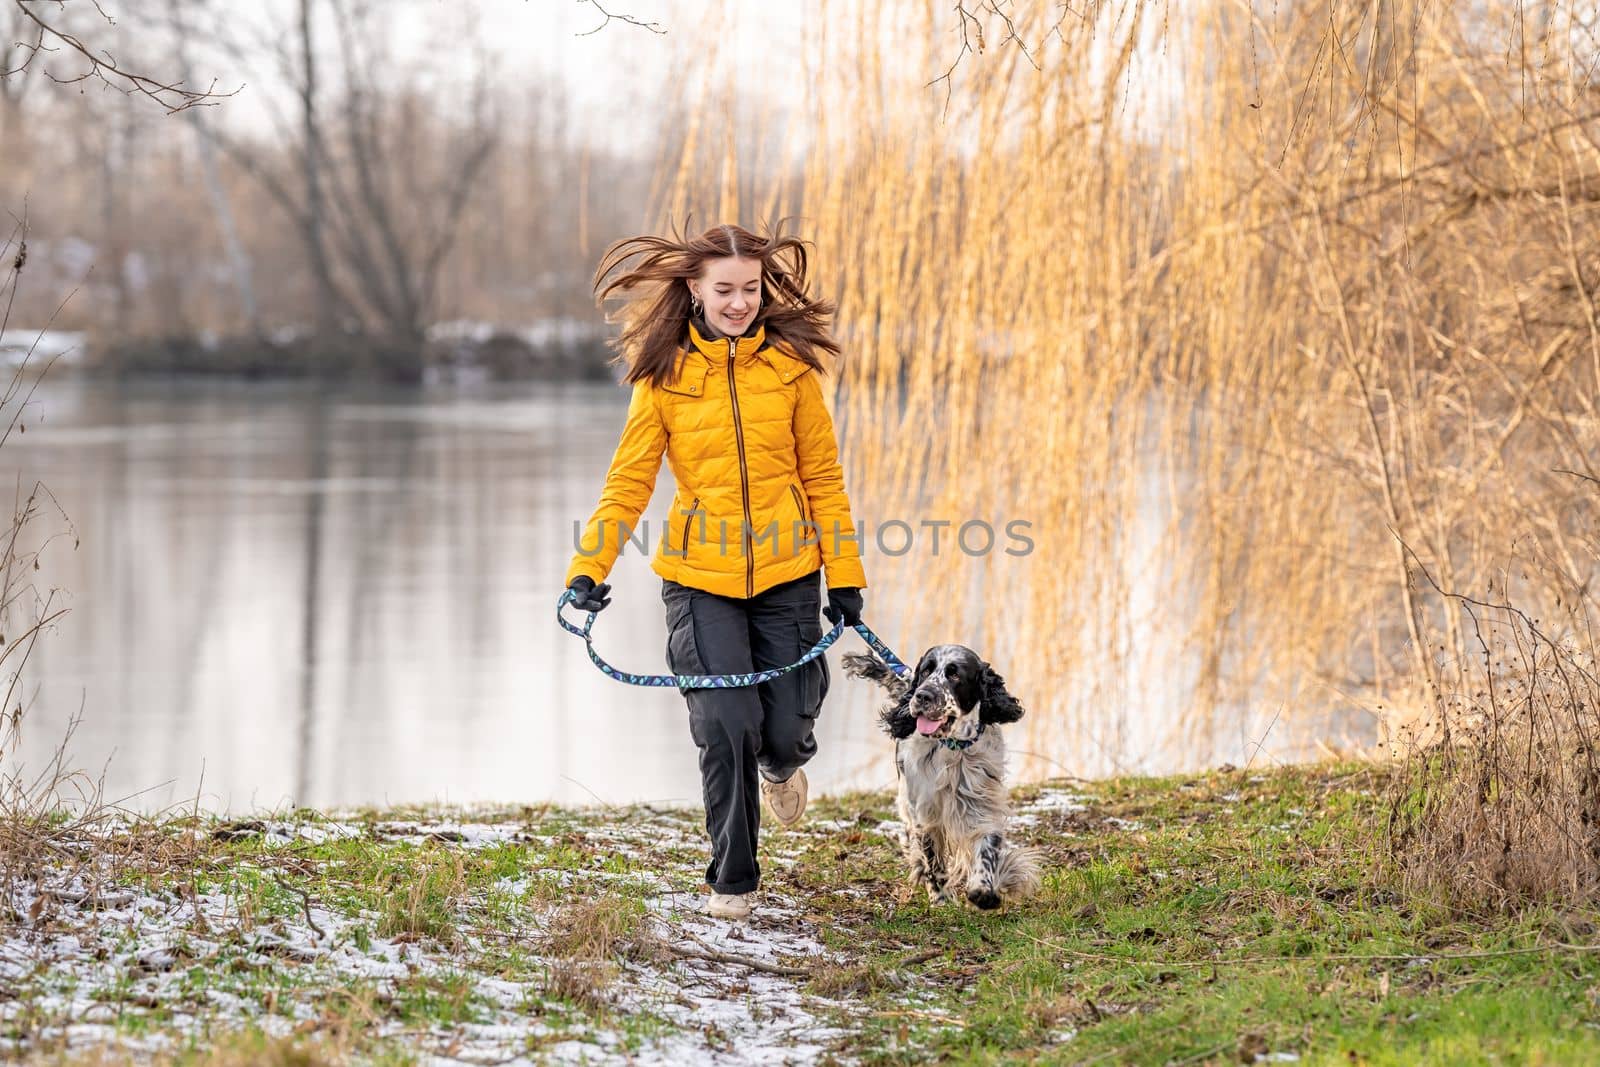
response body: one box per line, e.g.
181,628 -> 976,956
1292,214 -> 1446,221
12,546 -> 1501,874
912,688 -> 949,734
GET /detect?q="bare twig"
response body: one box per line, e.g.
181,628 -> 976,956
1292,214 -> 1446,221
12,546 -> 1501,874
7,0 -> 238,113
271,873 -> 327,939
1553,467 -> 1600,489
575,0 -> 665,37
926,0 -> 1052,121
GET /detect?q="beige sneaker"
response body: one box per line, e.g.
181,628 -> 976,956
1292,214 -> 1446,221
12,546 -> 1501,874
707,892 -> 752,920
760,767 -> 808,827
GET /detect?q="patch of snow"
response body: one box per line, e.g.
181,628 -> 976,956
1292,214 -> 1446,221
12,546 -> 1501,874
3,805 -> 880,1065
0,329 -> 86,367
1021,789 -> 1089,814
615,889 -> 857,1066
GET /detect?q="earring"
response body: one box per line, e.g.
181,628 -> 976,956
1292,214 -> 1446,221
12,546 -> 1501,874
690,294 -> 703,317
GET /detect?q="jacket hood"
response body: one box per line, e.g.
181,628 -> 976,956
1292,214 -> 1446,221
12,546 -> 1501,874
684,318 -> 815,385
687,317 -> 768,362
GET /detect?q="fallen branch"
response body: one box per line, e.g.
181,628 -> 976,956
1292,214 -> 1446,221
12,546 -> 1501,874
664,942 -> 814,978
664,927 -> 816,977
271,873 -> 326,939
898,947 -> 945,967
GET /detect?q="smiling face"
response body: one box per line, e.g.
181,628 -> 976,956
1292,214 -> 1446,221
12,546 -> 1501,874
688,255 -> 762,338
907,645 -> 988,742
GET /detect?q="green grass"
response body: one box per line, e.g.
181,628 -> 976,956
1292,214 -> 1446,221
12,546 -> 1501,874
778,764 -> 1600,1064
16,763 -> 1600,1064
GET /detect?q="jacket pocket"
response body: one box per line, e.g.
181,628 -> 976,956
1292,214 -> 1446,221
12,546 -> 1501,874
788,484 -> 809,525
677,496 -> 701,559
659,363 -> 708,398
787,483 -> 818,556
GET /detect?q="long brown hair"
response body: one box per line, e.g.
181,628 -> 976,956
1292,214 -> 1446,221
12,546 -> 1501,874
592,220 -> 842,387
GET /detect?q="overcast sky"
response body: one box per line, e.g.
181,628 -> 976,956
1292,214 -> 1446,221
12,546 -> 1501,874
192,0 -> 809,156
13,0 -> 1188,159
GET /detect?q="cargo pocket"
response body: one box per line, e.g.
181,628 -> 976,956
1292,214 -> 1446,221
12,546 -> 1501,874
663,584 -> 705,694
795,608 -> 830,718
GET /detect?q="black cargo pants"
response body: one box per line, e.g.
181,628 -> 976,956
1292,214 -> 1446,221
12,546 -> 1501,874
662,567 -> 831,894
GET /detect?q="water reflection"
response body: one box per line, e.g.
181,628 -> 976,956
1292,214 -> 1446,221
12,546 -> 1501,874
3,379 -> 896,813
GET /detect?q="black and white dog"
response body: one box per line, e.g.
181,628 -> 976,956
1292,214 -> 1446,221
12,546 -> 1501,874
842,645 -> 1043,910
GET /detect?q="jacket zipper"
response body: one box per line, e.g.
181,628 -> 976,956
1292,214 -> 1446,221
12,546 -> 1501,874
680,495 -> 700,558
789,484 -> 808,525
727,338 -> 754,598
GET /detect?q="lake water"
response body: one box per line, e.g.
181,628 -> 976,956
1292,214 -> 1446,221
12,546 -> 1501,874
2,378 -> 923,813
1,377 -> 1320,815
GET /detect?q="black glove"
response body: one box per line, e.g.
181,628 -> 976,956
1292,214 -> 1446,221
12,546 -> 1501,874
567,575 -> 612,613
823,586 -> 863,627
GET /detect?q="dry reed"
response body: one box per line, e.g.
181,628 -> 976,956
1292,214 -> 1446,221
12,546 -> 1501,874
653,1 -> 1600,781
0,213 -> 105,927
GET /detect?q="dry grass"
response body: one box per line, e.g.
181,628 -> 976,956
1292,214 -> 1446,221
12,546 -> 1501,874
527,892 -> 650,1011
654,0 -> 1600,779
538,892 -> 647,961
1386,501 -> 1600,913
42,1033 -> 359,1066
0,212 -> 107,925
530,893 -> 699,1019
0,220 -> 229,968
374,846 -> 468,944
539,958 -> 617,1015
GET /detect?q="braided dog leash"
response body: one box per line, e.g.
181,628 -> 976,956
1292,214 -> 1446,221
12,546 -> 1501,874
557,588 -> 911,689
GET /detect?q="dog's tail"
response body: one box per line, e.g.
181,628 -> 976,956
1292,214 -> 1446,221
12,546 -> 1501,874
995,842 -> 1045,900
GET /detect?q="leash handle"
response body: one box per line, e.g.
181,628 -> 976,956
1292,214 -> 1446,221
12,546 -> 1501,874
556,588 -> 910,690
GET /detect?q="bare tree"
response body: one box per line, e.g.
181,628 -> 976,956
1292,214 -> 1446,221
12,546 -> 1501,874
297,0 -> 340,334
319,0 -> 497,342
196,0 -> 498,346
166,0 -> 259,335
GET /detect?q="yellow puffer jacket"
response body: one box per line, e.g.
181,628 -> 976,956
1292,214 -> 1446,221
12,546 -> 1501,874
566,320 -> 868,600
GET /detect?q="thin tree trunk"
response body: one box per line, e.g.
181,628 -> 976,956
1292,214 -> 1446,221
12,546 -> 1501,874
295,394 -> 331,805
169,0 -> 260,335
300,0 -> 339,336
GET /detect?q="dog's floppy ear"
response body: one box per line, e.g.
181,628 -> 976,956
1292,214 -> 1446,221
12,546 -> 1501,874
979,663 -> 1025,725
879,683 -> 918,739
877,656 -> 928,739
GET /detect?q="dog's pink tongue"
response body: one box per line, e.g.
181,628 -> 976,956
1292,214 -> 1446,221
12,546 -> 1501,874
915,716 -> 942,735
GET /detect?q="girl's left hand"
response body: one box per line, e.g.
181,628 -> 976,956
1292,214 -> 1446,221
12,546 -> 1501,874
823,586 -> 863,626
568,576 -> 613,612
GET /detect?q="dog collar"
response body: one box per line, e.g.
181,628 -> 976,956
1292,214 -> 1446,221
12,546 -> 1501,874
935,721 -> 986,750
